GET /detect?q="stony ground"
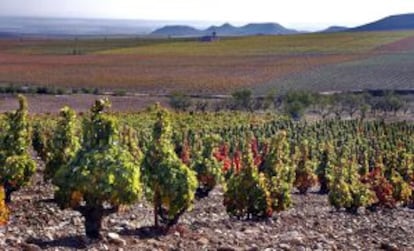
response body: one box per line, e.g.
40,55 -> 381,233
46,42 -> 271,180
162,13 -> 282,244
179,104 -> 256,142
1,165 -> 414,251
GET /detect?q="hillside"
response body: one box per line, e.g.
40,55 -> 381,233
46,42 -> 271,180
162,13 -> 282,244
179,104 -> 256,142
350,13 -> 414,32
151,22 -> 298,37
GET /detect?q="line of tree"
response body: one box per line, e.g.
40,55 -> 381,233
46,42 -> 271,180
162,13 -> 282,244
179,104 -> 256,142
169,89 -> 409,120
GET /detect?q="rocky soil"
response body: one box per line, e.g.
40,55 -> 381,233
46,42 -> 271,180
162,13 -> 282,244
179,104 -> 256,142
1,167 -> 414,251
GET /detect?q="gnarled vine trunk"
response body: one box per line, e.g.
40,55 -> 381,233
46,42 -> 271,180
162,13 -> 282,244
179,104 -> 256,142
78,206 -> 105,239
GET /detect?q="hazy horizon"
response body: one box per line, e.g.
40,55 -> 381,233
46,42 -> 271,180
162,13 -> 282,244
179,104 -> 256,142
1,0 -> 414,31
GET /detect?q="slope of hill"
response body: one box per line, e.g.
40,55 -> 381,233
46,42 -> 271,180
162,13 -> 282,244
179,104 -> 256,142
151,22 -> 298,37
350,13 -> 414,32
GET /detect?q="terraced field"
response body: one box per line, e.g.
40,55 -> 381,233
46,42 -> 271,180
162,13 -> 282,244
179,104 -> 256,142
0,31 -> 413,94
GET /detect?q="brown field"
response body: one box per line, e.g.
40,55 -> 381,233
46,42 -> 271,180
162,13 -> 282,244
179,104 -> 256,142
0,31 -> 413,94
0,53 -> 362,94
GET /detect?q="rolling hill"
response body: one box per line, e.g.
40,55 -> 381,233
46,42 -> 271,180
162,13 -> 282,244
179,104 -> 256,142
151,25 -> 202,36
151,22 -> 298,37
350,13 -> 414,32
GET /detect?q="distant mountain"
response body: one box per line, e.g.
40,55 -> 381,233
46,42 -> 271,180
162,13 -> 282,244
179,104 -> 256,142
151,25 -> 202,36
350,13 -> 414,32
321,26 -> 348,33
151,22 -> 298,37
205,23 -> 239,35
239,23 -> 297,35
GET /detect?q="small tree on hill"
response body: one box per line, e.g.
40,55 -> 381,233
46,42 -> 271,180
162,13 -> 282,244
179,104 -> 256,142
53,99 -> 142,239
142,104 -> 198,227
0,95 -> 36,203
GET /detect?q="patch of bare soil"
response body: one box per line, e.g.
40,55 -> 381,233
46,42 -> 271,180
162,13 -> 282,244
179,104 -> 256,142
0,94 -> 170,114
1,164 -> 414,251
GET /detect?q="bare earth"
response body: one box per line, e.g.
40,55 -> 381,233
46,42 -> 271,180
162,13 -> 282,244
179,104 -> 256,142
0,94 -> 170,114
1,167 -> 414,251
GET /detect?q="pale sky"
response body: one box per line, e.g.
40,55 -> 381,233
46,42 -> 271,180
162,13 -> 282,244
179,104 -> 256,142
1,0 -> 414,30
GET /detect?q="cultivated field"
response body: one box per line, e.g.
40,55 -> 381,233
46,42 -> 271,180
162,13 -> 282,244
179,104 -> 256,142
0,31 -> 414,94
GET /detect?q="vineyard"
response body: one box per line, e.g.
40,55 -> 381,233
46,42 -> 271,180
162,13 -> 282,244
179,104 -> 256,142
0,95 -> 413,250
1,31 -> 414,94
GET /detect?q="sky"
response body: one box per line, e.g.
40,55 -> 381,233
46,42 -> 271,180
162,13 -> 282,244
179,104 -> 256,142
1,0 -> 414,30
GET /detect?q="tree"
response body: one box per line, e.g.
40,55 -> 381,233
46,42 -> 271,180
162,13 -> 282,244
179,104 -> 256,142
0,95 -> 36,203
263,88 -> 277,110
194,100 -> 209,112
169,91 -> 192,111
142,104 -> 197,228
53,99 -> 142,239
341,94 -> 366,118
283,91 -> 314,120
313,94 -> 334,119
231,89 -> 252,111
371,91 -> 405,116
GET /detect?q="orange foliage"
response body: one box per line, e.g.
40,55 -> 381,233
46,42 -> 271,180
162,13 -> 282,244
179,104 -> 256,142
0,186 -> 9,226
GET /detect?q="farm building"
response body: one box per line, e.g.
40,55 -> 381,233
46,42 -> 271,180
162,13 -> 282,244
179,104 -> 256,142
200,32 -> 219,42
